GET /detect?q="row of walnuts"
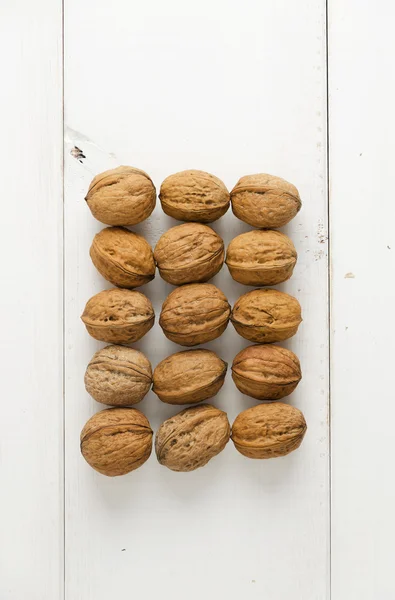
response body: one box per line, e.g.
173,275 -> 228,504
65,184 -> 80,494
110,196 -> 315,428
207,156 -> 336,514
79,167 -> 307,476
85,166 -> 301,228
90,224 -> 297,288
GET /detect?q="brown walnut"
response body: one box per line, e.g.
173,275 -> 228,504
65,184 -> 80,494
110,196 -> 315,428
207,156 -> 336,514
231,174 -> 301,229
226,229 -> 297,286
231,403 -> 307,459
81,288 -> 154,344
85,345 -> 152,406
154,223 -> 224,285
90,226 -> 155,288
231,289 -> 301,343
153,349 -> 227,405
80,407 -> 153,476
159,283 -> 231,346
159,170 -> 229,223
85,166 -> 156,226
231,344 -> 301,401
155,404 -> 230,471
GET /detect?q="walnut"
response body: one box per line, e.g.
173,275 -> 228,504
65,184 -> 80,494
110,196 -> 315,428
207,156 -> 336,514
85,345 -> 152,406
80,407 -> 153,476
90,226 -> 155,288
231,289 -> 301,343
81,288 -> 154,344
155,404 -> 230,471
230,174 -> 301,228
85,166 -> 156,225
226,230 -> 297,286
231,344 -> 301,401
153,349 -> 227,405
159,170 -> 229,222
154,223 -> 224,285
159,283 -> 231,346
231,403 -> 307,459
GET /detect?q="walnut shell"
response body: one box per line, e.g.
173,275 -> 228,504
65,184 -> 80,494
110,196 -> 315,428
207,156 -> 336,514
153,349 -> 227,405
159,170 -> 230,223
155,404 -> 230,471
232,344 -> 301,401
154,223 -> 224,285
81,288 -> 154,344
90,226 -> 155,288
231,289 -> 301,343
85,166 -> 156,226
231,403 -> 307,459
226,230 -> 297,286
159,283 -> 231,346
80,407 -> 153,476
231,174 -> 301,229
85,345 -> 152,406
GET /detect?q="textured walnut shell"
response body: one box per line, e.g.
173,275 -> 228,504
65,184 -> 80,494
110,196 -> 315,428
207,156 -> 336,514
154,223 -> 224,285
80,407 -> 153,476
155,404 -> 230,471
231,289 -> 301,343
85,345 -> 152,406
226,230 -> 297,286
90,226 -> 155,288
81,288 -> 154,344
232,344 -> 301,401
231,174 -> 301,229
159,283 -> 231,346
85,166 -> 156,226
159,170 -> 230,223
153,349 -> 227,405
231,403 -> 307,459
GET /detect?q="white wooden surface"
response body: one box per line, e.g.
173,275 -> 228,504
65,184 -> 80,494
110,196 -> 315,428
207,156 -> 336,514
0,2 -> 64,600
64,2 -> 328,599
9,1 -> 395,598
329,2 -> 395,598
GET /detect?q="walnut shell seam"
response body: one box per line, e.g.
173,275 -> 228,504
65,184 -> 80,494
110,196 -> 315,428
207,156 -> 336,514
86,168 -> 153,199
80,422 -> 153,446
91,245 -> 155,282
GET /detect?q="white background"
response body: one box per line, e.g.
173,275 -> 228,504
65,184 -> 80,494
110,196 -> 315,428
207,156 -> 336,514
1,1 -> 394,599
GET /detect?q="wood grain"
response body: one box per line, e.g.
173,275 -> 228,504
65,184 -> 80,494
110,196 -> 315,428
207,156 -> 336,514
64,1 -> 329,598
0,2 -> 63,599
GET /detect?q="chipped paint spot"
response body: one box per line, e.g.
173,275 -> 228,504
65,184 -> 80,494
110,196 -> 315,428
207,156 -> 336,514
71,146 -> 86,162
344,272 -> 355,279
65,125 -> 117,160
317,219 -> 328,244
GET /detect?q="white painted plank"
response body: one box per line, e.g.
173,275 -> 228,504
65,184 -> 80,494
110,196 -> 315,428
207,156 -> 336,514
0,3 -> 63,600
65,2 -> 329,598
329,2 -> 395,598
